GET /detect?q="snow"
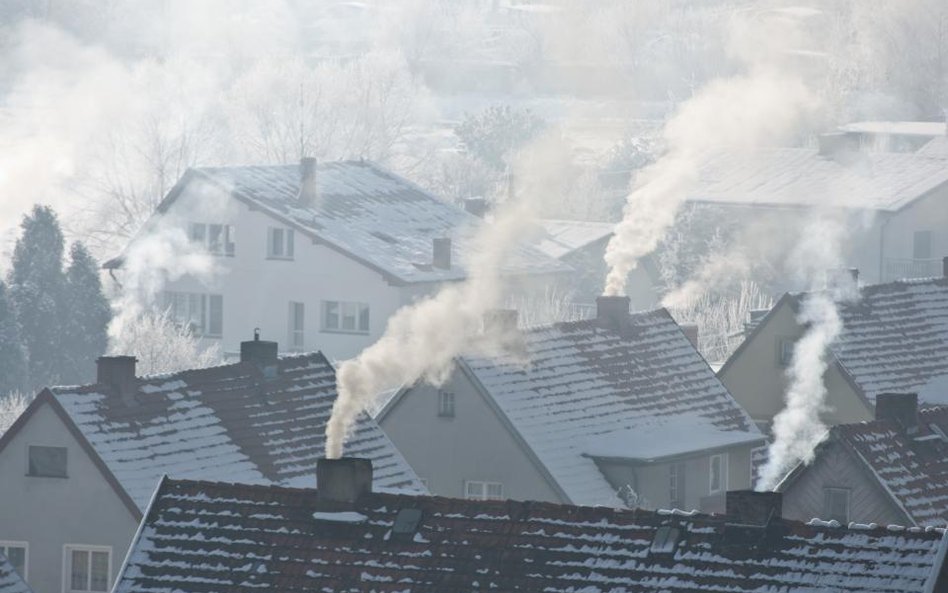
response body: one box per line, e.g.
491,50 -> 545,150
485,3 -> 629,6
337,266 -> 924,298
312,511 -> 369,523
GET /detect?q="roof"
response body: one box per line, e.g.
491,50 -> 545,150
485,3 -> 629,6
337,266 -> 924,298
833,406 -> 948,528
115,477 -> 948,593
455,310 -> 763,506
800,277 -> 948,404
688,147 -> 948,211
839,121 -> 948,137
532,219 -> 613,259
0,553 -> 31,593
919,137 -> 948,158
126,161 -> 570,284
48,352 -> 423,511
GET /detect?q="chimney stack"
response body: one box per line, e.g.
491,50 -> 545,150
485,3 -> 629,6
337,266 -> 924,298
825,268 -> 858,291
875,393 -> 919,433
484,309 -> 518,334
240,329 -> 279,376
680,323 -> 699,350
316,457 -> 373,507
432,237 -> 451,270
817,132 -> 859,160
596,295 -> 631,330
464,197 -> 488,218
726,490 -> 783,526
942,256 -> 948,278
97,356 -> 138,404
299,157 -> 318,207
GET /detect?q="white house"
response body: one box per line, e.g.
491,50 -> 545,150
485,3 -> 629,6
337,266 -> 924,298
105,159 -> 570,361
378,296 -> 766,512
0,337 -> 422,593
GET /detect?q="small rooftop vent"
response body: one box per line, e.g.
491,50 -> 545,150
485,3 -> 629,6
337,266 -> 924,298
649,525 -> 681,555
391,508 -> 424,539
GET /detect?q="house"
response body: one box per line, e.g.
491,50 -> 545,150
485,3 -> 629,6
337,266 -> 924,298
104,159 -> 570,361
378,295 -> 766,512
0,552 -> 31,593
777,393 -> 948,528
0,336 -> 422,593
719,270 -> 948,432
532,219 -> 661,311
111,457 -> 948,593
837,120 -> 948,153
686,138 -> 948,284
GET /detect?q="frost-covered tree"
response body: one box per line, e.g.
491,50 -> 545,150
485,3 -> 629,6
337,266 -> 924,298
0,391 -> 32,437
61,242 -> 111,384
109,309 -> 222,376
0,282 -> 28,395
454,105 -> 546,170
9,205 -> 67,388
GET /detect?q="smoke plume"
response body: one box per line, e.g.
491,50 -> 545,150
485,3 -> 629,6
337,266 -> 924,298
602,12 -> 819,297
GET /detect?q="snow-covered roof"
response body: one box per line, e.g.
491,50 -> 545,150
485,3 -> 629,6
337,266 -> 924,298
461,309 -> 764,506
49,353 -> 424,511
919,136 -> 948,158
0,554 -> 31,593
153,161 -> 570,284
532,219 -> 613,260
799,277 -> 948,404
839,121 -> 948,137
689,147 -> 948,211
114,477 -> 948,593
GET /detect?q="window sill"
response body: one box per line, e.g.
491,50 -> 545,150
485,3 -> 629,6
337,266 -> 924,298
26,473 -> 68,479
320,329 -> 370,336
265,256 -> 295,261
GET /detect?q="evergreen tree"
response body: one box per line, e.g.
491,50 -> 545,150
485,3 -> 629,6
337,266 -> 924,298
0,282 -> 28,394
9,205 -> 67,388
61,242 -> 111,384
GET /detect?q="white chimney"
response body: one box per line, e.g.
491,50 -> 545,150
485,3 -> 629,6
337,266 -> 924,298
299,157 -> 318,207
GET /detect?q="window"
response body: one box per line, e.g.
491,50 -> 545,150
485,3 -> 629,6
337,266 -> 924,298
189,222 -> 235,256
776,338 -> 794,367
321,301 -> 370,334
27,445 -> 67,477
709,453 -> 728,494
824,488 -> 850,524
913,230 -> 932,260
267,227 -> 295,259
438,390 -> 455,418
288,301 -> 304,350
64,545 -> 110,593
669,463 -> 686,508
0,542 -> 27,578
160,292 -> 223,338
464,480 -> 504,500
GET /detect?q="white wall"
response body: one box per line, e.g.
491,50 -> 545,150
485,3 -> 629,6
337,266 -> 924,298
0,403 -> 139,593
882,187 -> 948,280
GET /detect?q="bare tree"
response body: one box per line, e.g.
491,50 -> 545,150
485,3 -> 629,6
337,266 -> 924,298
0,391 -> 32,436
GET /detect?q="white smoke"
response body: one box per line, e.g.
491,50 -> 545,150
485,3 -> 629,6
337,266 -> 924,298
602,11 -> 820,297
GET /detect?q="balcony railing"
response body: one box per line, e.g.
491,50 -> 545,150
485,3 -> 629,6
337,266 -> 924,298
883,257 -> 943,282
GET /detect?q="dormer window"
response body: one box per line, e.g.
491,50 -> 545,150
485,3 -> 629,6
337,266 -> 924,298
189,223 -> 235,256
267,227 -> 295,260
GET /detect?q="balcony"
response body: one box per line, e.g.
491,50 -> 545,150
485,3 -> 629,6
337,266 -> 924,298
883,257 -> 943,282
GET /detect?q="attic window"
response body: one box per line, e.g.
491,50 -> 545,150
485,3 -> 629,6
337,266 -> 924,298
392,508 -> 423,537
649,526 -> 681,555
371,231 -> 398,244
930,423 -> 948,443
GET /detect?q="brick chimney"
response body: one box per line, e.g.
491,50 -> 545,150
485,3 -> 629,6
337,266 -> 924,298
241,329 -> 279,376
680,323 -> 699,349
299,157 -> 318,207
432,237 -> 451,270
464,197 -> 488,218
875,393 -> 919,433
726,490 -> 782,526
97,356 -> 138,404
316,457 -> 373,507
596,295 -> 631,330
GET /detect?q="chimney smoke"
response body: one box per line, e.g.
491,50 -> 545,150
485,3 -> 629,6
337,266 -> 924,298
432,237 -> 451,270
316,457 -> 373,506
483,309 -> 518,334
299,157 -> 318,207
825,268 -> 858,291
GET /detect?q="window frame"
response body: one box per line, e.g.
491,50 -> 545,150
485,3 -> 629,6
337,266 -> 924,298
267,227 -> 295,260
709,453 -> 728,495
437,390 -> 455,418
62,544 -> 111,593
321,300 -> 370,334
824,487 -> 850,524
288,301 -> 305,351
189,222 -> 235,257
161,291 -> 223,338
776,337 -> 794,367
464,480 -> 504,501
26,445 -> 67,478
0,541 -> 28,579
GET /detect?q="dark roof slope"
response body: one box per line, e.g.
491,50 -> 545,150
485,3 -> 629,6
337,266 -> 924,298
794,277 -> 948,403
51,353 -> 423,509
0,553 -> 31,593
834,406 -> 948,527
463,310 -> 763,505
115,478 -> 948,593
137,161 -> 569,284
